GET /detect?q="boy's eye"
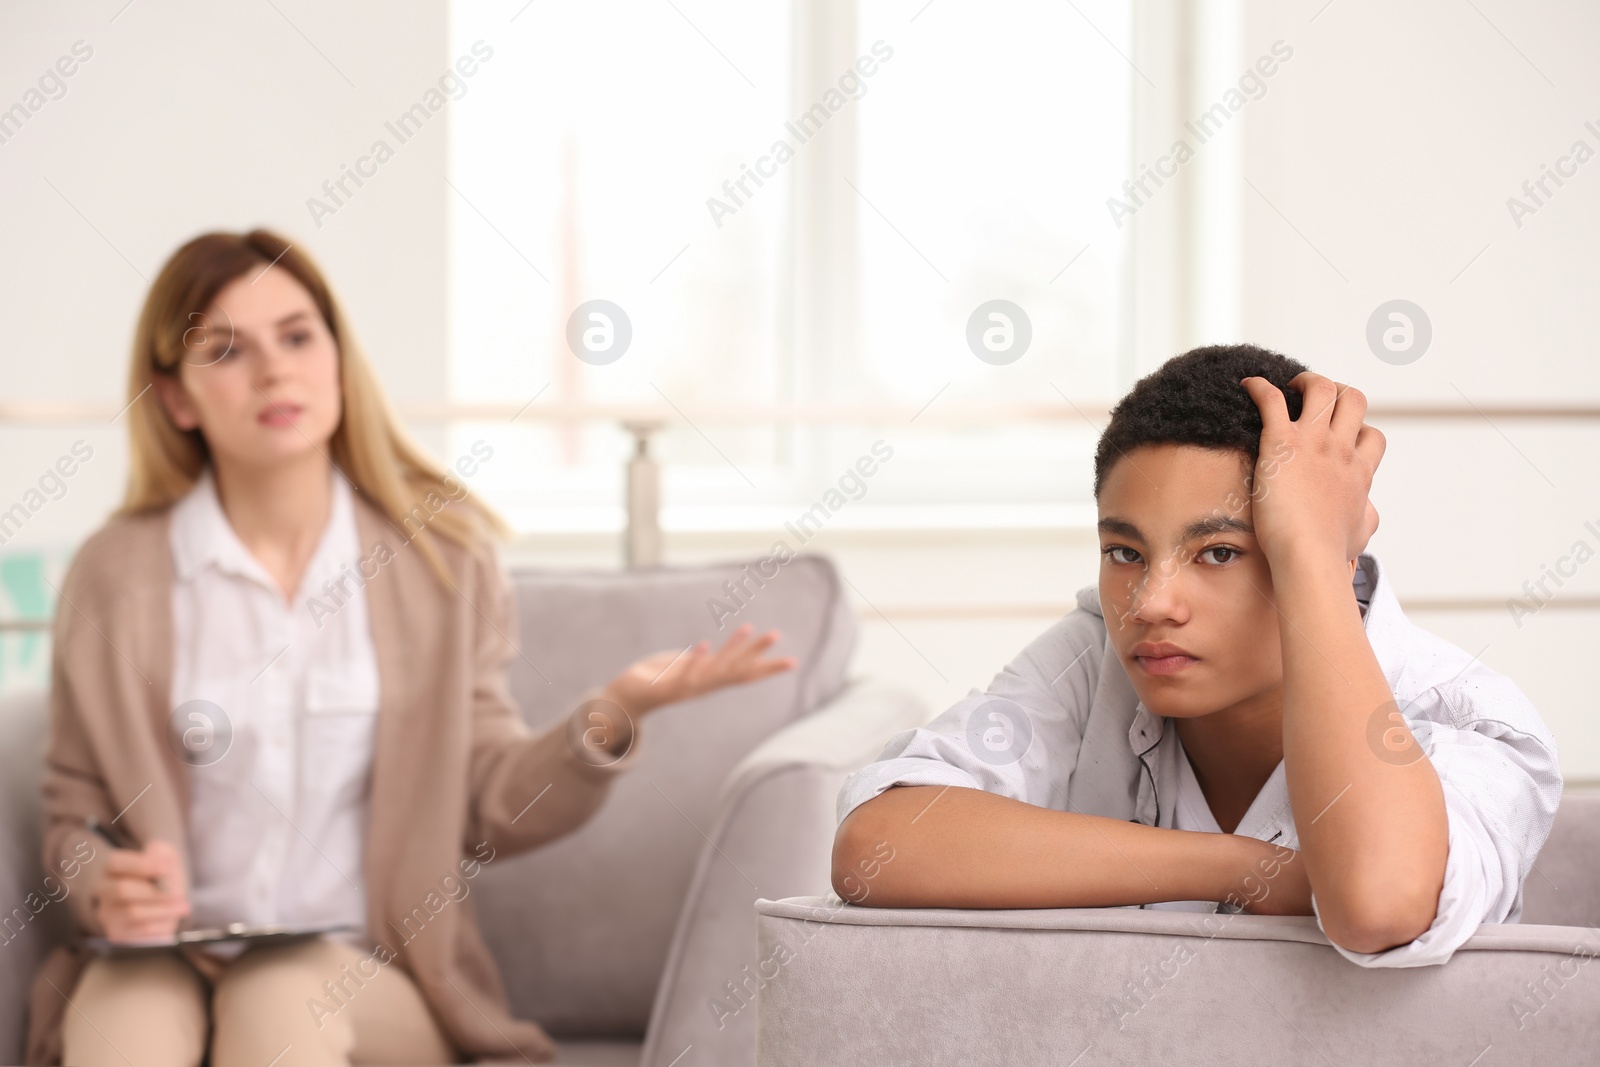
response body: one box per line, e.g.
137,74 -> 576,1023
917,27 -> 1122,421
1104,545 -> 1239,566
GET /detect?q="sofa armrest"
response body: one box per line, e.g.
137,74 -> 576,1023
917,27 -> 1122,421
1521,790 -> 1600,926
717,680 -> 931,805
754,895 -> 1600,1066
639,681 -> 929,1067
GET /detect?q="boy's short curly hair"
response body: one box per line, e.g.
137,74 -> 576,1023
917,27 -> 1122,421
1092,343 -> 1310,499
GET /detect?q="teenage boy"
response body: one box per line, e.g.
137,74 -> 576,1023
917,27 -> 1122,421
832,344 -> 1561,967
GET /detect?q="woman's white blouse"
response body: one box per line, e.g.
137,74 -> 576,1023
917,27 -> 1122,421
168,468 -> 377,954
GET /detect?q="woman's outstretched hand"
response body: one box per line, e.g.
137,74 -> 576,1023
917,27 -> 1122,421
603,622 -> 798,720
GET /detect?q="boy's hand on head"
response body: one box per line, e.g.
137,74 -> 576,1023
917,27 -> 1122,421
1239,372 -> 1384,568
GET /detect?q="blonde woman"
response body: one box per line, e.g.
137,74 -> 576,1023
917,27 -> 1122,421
27,230 -> 796,1066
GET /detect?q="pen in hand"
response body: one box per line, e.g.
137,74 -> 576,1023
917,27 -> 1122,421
83,817 -> 189,942
85,817 -> 165,895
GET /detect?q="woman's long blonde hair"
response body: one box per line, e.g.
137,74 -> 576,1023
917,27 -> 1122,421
120,228 -> 506,583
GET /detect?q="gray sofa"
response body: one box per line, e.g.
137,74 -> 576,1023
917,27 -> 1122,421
0,554 -> 930,1066
756,791 -> 1600,1066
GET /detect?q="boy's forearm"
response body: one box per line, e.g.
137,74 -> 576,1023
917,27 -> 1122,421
834,785 -> 1263,910
1273,547 -> 1449,951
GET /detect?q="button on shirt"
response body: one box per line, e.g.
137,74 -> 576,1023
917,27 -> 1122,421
169,469 -> 378,956
836,553 -> 1563,967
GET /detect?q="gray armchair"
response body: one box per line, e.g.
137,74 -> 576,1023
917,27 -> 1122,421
755,792 -> 1600,1066
0,554 -> 931,1066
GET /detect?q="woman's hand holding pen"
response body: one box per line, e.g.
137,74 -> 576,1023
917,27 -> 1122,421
92,840 -> 190,942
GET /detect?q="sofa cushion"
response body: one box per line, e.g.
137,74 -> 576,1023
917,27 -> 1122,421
477,555 -> 855,1037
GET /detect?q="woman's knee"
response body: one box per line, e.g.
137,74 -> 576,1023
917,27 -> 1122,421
62,953 -> 208,1067
210,942 -> 356,1063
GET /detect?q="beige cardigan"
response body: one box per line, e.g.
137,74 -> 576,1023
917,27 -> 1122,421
28,492 -> 641,1064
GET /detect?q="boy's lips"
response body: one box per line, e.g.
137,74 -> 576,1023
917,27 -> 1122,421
1131,641 -> 1199,676
1135,653 -> 1198,676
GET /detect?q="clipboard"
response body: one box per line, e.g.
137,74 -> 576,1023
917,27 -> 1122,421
85,918 -> 358,955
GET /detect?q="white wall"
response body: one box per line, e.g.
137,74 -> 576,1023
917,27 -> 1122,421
1233,0 -> 1600,781
0,0 -> 451,500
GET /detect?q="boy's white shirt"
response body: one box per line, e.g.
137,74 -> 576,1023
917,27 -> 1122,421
835,552 -> 1564,968
1144,730 -> 1232,913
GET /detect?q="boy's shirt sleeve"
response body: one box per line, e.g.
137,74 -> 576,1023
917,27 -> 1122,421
835,608 -> 1104,826
1311,674 -> 1563,968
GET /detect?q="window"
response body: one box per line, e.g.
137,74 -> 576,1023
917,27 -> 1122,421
448,0 -> 1134,532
